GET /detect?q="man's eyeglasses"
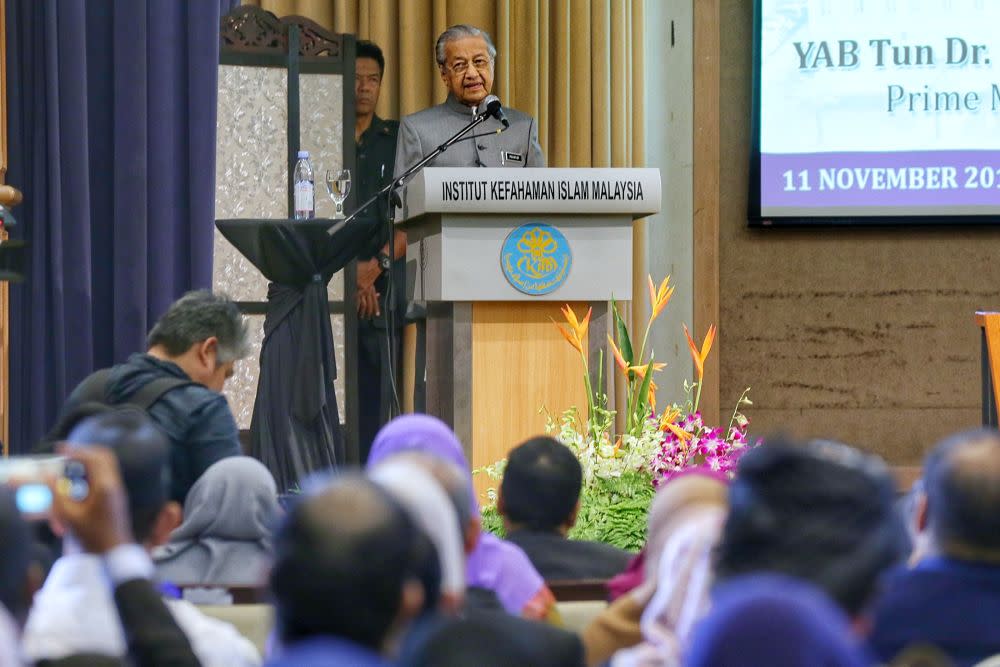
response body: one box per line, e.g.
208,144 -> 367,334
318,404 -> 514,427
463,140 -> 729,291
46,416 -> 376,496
443,57 -> 493,75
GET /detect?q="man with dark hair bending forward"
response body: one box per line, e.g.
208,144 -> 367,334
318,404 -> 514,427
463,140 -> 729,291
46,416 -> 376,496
49,290 -> 249,502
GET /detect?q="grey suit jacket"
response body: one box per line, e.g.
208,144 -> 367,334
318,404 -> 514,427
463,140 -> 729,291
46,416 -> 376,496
394,94 -> 544,213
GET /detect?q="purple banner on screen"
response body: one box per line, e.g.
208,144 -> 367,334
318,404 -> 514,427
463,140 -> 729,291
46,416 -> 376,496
761,151 -> 1000,209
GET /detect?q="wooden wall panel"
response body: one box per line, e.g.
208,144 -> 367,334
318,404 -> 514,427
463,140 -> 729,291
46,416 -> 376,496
693,0 -> 721,425
470,301 -> 588,499
715,0 -> 1000,464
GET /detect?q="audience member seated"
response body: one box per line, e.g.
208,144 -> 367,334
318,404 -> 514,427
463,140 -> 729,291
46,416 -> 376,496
22,410 -> 260,667
2,445 -> 216,666
499,436 -> 631,581
685,574 -> 871,667
582,470 -> 728,667
606,550 -> 644,602
367,414 -> 557,620
44,446 -> 204,667
265,474 -> 426,667
607,476 -> 726,666
868,429 -> 1000,666
407,616 -> 572,667
898,475 -> 939,570
713,438 -> 907,622
373,452 -> 586,667
0,487 -> 39,666
0,597 -> 20,667
47,290 -> 249,502
154,456 -> 280,587
369,459 -> 466,612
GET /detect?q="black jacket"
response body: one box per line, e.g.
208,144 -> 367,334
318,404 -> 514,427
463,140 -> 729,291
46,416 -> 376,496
355,115 -> 405,327
57,354 -> 242,502
506,529 -> 632,581
402,599 -> 584,667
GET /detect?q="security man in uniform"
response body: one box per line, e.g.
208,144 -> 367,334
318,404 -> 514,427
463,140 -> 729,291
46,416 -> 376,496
353,40 -> 406,462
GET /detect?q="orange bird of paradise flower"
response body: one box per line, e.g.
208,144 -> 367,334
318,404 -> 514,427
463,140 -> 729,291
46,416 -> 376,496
627,361 -> 667,379
608,335 -> 628,375
683,323 -> 717,381
658,406 -> 692,441
647,275 -> 674,320
556,305 -> 592,355
627,361 -> 666,410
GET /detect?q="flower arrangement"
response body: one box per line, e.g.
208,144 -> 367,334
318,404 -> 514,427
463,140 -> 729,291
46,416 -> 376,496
649,325 -> 755,486
477,275 -> 758,551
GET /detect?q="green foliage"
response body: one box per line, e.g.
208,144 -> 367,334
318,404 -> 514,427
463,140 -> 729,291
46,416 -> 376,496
632,354 -> 655,428
611,296 -> 634,365
480,504 -> 506,538
568,470 -> 653,552
478,473 -> 650,552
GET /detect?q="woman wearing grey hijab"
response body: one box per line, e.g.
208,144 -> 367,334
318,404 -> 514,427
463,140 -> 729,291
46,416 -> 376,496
154,457 -> 280,586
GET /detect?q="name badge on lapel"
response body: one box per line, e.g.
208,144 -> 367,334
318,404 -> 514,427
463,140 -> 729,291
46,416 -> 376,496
501,151 -> 524,165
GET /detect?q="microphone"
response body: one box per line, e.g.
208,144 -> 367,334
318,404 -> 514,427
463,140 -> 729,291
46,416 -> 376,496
476,95 -> 510,129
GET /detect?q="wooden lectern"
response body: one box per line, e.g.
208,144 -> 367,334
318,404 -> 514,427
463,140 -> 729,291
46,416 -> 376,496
397,167 -> 661,486
977,311 -> 1000,427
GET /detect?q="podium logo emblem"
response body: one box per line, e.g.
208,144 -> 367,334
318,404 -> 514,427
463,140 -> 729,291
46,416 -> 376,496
501,223 -> 572,296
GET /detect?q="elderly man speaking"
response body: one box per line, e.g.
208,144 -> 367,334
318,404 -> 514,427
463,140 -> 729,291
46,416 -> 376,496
394,24 -> 544,179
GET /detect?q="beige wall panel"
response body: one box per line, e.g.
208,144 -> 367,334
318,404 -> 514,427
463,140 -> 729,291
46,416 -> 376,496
299,72 -> 347,305
213,65 -> 288,302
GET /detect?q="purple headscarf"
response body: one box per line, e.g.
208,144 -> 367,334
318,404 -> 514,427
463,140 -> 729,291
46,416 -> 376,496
685,574 -> 871,666
366,414 -> 545,615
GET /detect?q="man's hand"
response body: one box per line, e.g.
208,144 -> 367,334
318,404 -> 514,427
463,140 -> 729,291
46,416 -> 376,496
50,446 -> 133,554
357,284 -> 381,319
357,257 -> 381,291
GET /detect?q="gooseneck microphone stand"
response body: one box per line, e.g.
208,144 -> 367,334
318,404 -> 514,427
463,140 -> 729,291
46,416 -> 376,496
329,104 -> 494,236
328,101 -> 498,421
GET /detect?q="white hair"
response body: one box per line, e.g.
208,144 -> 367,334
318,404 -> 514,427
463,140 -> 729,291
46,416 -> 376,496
435,24 -> 497,65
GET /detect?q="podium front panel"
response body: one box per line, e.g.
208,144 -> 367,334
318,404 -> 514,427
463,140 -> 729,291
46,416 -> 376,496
405,213 -> 633,302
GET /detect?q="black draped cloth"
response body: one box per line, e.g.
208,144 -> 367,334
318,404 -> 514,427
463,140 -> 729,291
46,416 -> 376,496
216,219 -> 375,492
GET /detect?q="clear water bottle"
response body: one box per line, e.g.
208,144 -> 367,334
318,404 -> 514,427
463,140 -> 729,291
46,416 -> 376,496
293,150 -> 315,220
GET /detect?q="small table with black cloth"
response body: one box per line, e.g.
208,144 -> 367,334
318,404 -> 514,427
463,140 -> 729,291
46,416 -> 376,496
216,218 -> 377,493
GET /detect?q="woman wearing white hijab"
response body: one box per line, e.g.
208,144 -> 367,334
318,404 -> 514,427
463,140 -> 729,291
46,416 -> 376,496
582,470 -> 729,666
608,503 -> 726,666
154,457 -> 280,586
369,458 -> 466,611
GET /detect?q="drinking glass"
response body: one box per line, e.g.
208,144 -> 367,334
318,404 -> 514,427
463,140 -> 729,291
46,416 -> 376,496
326,168 -> 352,219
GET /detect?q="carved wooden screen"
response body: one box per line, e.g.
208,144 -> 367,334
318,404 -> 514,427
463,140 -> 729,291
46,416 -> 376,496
213,6 -> 359,455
